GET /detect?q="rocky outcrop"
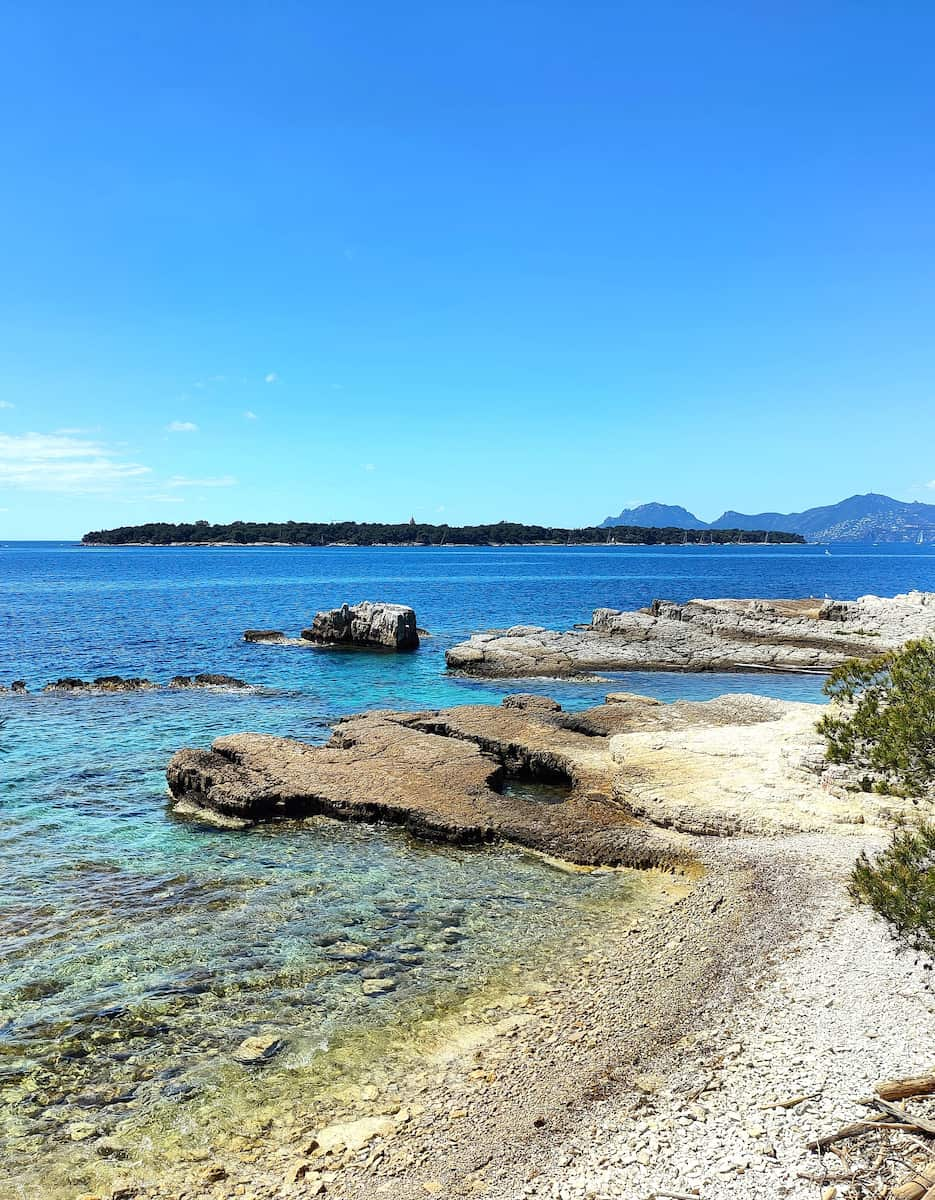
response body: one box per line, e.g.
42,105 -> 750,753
168,694 -> 684,866
33,674 -> 256,694
42,676 -> 159,693
168,673 -> 251,690
166,691 -> 920,856
301,601 -> 419,651
244,629 -> 287,643
445,592 -> 935,678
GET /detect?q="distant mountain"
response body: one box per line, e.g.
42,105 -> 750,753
601,493 -> 935,542
601,502 -> 708,530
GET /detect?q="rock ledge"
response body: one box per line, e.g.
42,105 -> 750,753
446,592 -> 935,677
166,692 -> 923,859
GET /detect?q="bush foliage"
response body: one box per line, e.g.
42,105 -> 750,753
850,821 -> 935,957
817,638 -> 935,796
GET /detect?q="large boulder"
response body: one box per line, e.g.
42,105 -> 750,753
302,602 -> 419,651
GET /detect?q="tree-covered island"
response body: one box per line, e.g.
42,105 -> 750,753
81,520 -> 805,546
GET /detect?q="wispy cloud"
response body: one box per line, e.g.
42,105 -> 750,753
363,463 -> 376,472
926,480 -> 935,490
166,420 -> 199,433
145,493 -> 186,503
167,474 -> 238,488
244,410 -> 257,420
264,372 -> 279,384
0,401 -> 14,410
0,432 -> 151,493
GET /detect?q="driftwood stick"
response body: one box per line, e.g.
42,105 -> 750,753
807,1113 -> 890,1151
867,1098 -> 935,1136
878,1074 -> 935,1103
796,1170 -> 861,1183
893,1161 -> 935,1200
761,1090 -> 822,1110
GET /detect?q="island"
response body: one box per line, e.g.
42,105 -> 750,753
80,519 -> 805,547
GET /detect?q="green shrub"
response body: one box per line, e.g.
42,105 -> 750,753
817,638 -> 935,796
850,821 -> 935,957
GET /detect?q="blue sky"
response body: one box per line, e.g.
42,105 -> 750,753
2,1 -> 934,538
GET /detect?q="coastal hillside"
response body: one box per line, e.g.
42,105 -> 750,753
80,519 -> 804,546
602,492 -> 935,542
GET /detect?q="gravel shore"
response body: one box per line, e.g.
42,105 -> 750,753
79,831 -> 933,1200
297,833 -> 934,1200
511,834 -> 935,1200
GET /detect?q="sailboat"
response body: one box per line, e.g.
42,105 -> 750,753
918,531 -> 925,546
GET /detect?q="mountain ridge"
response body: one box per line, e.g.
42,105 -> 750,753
601,493 -> 935,543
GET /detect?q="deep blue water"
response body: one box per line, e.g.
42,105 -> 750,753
2,542 -> 933,1196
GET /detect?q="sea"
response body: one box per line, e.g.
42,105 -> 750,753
1,541 -> 933,1196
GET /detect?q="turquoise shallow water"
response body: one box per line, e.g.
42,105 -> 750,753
2,542 -> 934,1195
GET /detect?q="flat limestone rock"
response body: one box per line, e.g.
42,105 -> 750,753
445,592 -> 935,677
301,600 -> 419,651
314,1115 -> 394,1154
166,692 -> 923,854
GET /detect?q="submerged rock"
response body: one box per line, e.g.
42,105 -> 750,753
314,1114 -> 394,1153
361,977 -> 397,996
68,1121 -> 97,1141
301,601 -> 419,651
232,1034 -> 284,1066
445,592 -> 935,678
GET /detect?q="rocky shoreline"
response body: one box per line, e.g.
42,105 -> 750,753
151,684 -> 935,1200
64,830 -> 934,1200
166,690 -> 911,853
29,673 -> 929,1200
41,589 -> 935,1200
446,591 -> 935,677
